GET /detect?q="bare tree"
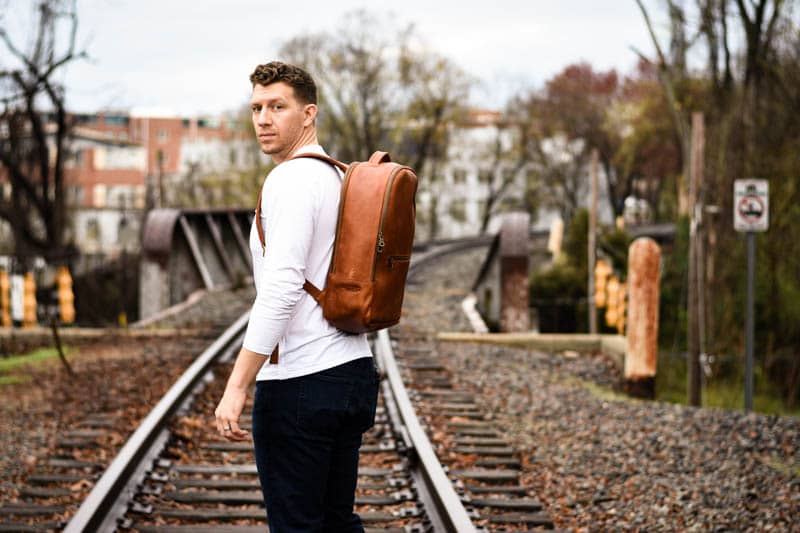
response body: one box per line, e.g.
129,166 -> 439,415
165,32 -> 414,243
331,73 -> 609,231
0,0 -> 86,264
735,0 -> 786,92
504,64 -> 623,229
475,121 -> 531,234
634,0 -> 693,214
277,10 -> 470,173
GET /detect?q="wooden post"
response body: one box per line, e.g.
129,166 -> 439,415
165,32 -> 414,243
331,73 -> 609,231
687,112 -> 704,406
625,238 -> 661,398
588,149 -> 599,334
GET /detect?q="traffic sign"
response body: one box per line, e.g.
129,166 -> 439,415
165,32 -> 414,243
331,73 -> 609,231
734,179 -> 769,232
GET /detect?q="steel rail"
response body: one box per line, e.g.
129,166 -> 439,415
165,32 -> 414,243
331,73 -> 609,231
369,238 -> 491,532
64,311 -> 250,533
374,329 -> 477,532
410,235 -> 495,275
65,237 -> 491,532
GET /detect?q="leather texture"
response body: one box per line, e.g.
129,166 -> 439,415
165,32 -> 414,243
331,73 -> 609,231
255,151 -> 417,359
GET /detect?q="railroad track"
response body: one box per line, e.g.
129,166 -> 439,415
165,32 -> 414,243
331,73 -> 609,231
5,238 -> 557,532
0,290 -> 253,533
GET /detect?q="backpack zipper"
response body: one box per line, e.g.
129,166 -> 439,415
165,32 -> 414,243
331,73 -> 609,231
371,166 -> 410,281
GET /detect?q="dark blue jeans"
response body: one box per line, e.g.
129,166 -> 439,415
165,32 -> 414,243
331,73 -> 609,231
251,357 -> 380,532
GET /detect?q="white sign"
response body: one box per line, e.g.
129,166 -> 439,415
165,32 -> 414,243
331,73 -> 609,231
734,179 -> 769,232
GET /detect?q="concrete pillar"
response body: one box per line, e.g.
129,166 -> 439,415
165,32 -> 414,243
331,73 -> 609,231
625,237 -> 661,398
500,212 -> 530,332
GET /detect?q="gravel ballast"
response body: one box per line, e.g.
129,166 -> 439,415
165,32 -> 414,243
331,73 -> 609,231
405,246 -> 799,531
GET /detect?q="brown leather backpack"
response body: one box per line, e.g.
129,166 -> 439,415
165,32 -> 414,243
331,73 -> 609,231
256,151 -> 417,363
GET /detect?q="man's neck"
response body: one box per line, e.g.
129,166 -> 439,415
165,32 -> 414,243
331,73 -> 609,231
272,128 -> 319,164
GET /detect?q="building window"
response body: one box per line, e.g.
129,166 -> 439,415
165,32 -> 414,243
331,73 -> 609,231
86,218 -> 100,242
104,115 -> 130,126
134,185 -> 146,209
66,149 -> 83,168
76,114 -> 97,124
69,186 -> 83,206
448,199 -> 466,222
156,149 -> 169,166
93,184 -> 107,208
499,196 -> 523,211
157,129 -> 169,142
198,117 -> 220,129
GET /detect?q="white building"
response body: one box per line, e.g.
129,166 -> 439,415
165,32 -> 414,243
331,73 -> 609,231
417,109 -> 615,241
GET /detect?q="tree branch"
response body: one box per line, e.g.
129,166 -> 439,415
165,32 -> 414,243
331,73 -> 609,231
634,0 -> 669,66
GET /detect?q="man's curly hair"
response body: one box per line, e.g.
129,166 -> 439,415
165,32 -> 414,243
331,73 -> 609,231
249,61 -> 317,105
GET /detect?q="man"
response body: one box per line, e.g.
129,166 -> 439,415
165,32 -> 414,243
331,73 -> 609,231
214,61 -> 378,532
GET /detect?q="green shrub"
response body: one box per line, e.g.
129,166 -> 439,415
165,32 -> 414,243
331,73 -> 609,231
530,263 -> 587,332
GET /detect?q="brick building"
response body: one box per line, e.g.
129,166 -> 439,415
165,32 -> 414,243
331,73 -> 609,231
0,110 -> 254,256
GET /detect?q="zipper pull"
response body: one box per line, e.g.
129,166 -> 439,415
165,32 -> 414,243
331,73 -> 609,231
376,231 -> 385,254
261,245 -> 265,257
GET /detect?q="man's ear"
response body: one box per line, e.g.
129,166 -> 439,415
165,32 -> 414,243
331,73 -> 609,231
303,104 -> 318,127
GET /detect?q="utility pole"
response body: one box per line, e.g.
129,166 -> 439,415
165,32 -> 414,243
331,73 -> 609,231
687,112 -> 704,406
588,149 -> 599,334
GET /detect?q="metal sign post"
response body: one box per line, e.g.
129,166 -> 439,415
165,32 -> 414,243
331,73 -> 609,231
733,179 -> 769,411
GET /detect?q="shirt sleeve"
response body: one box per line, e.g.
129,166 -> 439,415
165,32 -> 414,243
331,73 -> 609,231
242,161 -> 320,355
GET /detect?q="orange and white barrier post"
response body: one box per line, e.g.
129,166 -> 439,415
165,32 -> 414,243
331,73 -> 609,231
0,269 -> 10,327
23,272 -> 37,328
57,266 -> 75,325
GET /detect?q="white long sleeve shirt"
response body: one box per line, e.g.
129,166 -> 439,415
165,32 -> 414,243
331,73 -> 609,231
242,144 -> 372,381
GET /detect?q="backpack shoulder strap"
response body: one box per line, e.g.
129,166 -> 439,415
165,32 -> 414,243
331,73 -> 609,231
255,187 -> 265,253
290,152 -> 349,173
254,152 -> 348,250
253,153 -> 334,314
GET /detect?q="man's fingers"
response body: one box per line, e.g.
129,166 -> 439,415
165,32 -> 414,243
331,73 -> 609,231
214,413 -> 248,441
228,421 -> 249,441
214,407 -> 224,435
214,392 -> 248,441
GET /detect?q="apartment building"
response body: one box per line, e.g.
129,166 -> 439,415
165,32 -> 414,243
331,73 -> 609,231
420,109 -> 615,241
55,111 -> 252,255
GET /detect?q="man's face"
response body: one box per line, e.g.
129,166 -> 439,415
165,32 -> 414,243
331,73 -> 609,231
250,82 -> 314,162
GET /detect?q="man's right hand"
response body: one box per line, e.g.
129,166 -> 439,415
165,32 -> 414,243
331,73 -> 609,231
214,387 -> 249,441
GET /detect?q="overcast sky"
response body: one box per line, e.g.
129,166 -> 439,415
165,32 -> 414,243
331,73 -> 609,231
4,0 -> 666,116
